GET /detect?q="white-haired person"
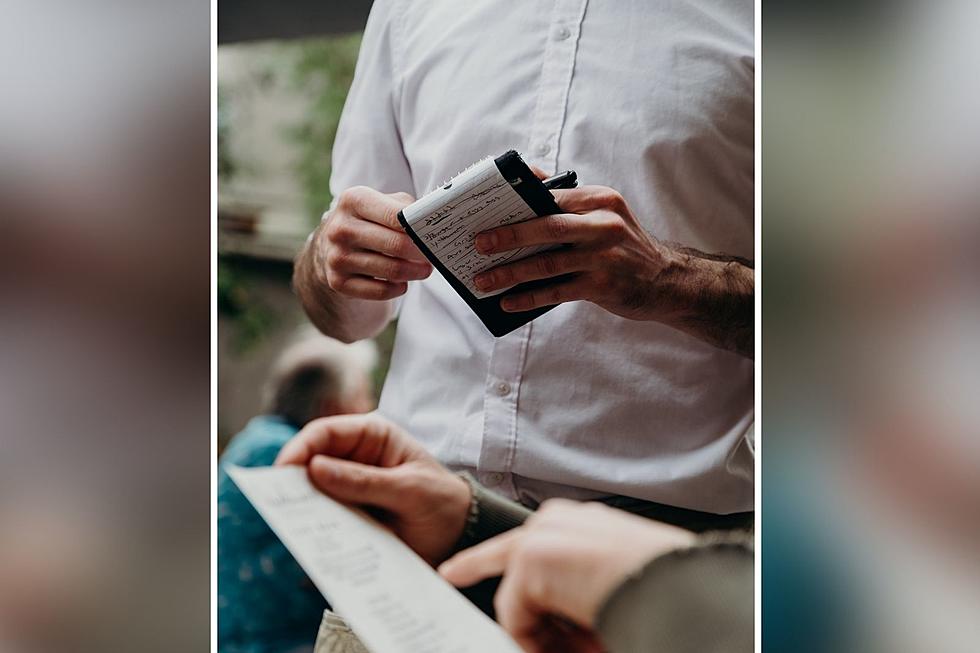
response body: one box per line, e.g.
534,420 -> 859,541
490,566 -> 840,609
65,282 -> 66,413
217,330 -> 377,653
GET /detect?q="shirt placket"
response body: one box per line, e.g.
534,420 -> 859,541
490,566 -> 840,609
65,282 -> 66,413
476,0 -> 589,500
526,0 -> 589,174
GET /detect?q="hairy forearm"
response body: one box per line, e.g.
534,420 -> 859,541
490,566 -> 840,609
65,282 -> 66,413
293,225 -> 394,343
652,244 -> 754,358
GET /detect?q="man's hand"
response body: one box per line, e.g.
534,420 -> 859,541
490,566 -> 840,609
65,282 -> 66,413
293,187 -> 431,341
473,185 -> 754,357
473,186 -> 666,320
275,414 -> 470,566
439,499 -> 694,653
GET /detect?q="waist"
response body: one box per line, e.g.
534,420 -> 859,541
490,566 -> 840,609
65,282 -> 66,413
596,493 -> 754,533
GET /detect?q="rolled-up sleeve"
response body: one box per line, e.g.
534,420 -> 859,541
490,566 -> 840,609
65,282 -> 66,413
329,0 -> 414,201
596,534 -> 754,653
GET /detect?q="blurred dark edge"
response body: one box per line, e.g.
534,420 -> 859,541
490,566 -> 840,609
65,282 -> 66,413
219,0 -> 373,43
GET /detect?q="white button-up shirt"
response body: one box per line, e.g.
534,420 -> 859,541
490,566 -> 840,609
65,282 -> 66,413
329,0 -> 755,513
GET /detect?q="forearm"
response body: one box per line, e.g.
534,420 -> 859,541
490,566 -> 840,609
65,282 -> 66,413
596,532 -> 754,653
651,243 -> 754,358
453,472 -> 532,553
293,224 -> 395,343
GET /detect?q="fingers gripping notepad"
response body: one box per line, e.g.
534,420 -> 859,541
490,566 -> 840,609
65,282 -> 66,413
398,150 -> 573,337
227,465 -> 522,653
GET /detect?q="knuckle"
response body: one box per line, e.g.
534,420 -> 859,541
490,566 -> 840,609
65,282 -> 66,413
502,293 -> 527,311
385,259 -> 409,280
349,469 -> 374,493
592,270 -> 614,294
325,270 -> 347,291
386,233 -> 409,257
537,253 -> 560,277
606,215 -> 629,239
324,216 -> 353,244
381,205 -> 401,227
365,283 -> 388,300
497,226 -> 517,248
599,188 -> 626,211
393,468 -> 426,500
336,187 -> 360,212
549,285 -> 564,304
519,538 -> 550,568
325,248 -> 349,271
546,215 -> 569,240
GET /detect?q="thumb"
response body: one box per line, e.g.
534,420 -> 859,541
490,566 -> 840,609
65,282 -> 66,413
308,455 -> 405,512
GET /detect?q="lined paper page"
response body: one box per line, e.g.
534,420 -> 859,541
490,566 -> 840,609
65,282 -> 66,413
227,465 -> 522,653
402,158 -> 554,298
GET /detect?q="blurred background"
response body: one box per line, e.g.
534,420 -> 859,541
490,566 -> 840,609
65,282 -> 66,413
763,0 -> 979,651
217,0 -> 393,451
3,1 -> 978,652
1,2 -> 209,652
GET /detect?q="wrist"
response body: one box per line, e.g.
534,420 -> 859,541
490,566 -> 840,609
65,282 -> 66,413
451,472 -> 532,553
640,240 -> 692,323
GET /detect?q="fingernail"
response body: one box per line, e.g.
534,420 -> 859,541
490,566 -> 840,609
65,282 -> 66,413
474,273 -> 493,290
475,233 -> 496,253
500,297 -> 518,311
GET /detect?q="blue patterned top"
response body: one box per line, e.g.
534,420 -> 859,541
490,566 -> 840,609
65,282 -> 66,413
218,416 -> 327,653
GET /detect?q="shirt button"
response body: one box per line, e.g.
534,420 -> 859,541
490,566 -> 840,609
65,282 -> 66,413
483,472 -> 504,486
495,381 -> 511,396
555,25 -> 571,41
534,143 -> 551,156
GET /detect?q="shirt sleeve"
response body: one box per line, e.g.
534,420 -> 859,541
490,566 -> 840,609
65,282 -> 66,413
329,0 -> 415,203
452,472 -> 533,552
596,533 -> 754,653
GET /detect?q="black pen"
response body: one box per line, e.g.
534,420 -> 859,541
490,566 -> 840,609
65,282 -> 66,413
542,170 -> 578,190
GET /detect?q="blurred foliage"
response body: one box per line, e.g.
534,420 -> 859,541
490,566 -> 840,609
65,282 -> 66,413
218,258 -> 279,352
217,87 -> 236,180
288,33 -> 363,224
217,33 -> 397,395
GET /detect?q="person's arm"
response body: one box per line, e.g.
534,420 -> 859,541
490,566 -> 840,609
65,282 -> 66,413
293,0 -> 429,343
643,244 -> 754,358
596,532 -> 754,653
452,472 -> 532,552
471,185 -> 754,358
441,504 -> 754,653
274,413 -> 530,566
293,193 -> 428,343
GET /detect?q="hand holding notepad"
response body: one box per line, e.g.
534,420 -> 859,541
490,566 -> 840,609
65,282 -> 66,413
398,150 -> 577,337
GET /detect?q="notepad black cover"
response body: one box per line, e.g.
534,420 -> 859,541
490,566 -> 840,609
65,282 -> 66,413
398,150 -> 563,337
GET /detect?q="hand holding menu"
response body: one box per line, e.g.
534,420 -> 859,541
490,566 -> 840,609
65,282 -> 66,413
227,465 -> 522,653
398,150 -> 574,337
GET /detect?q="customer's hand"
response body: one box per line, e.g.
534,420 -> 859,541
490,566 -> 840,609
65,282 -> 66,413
313,186 -> 432,301
439,499 -> 694,653
472,185 -> 667,320
275,414 -> 470,566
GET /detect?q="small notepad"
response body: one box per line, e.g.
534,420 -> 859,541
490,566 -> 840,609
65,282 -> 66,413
402,157 -> 553,299
398,150 -> 567,337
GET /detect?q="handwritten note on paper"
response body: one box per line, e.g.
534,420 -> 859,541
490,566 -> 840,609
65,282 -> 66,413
401,158 -> 554,299
226,465 -> 522,653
